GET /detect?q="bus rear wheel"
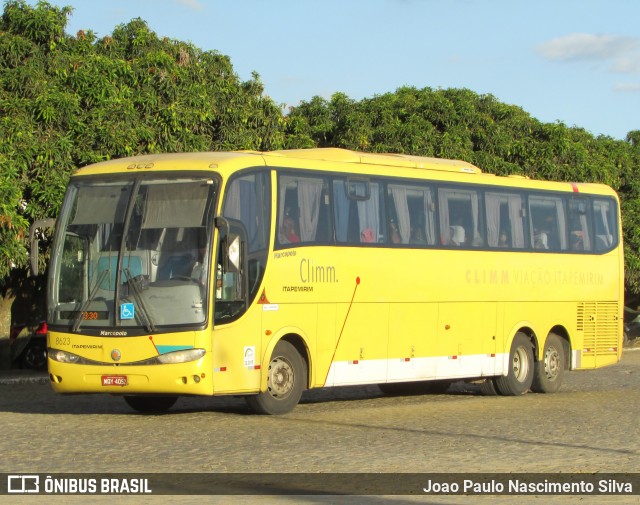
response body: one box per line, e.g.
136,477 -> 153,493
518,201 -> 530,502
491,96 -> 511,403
245,340 -> 306,415
531,333 -> 565,393
495,332 -> 534,396
124,395 -> 177,413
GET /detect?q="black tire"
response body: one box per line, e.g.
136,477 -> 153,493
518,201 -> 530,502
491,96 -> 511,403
495,332 -> 534,396
531,333 -> 565,393
378,380 -> 450,395
245,340 -> 306,415
20,340 -> 48,371
478,378 -> 499,396
124,396 -> 177,413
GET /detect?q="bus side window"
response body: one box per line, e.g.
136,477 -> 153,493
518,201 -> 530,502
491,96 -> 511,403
568,199 -> 593,252
333,178 -> 382,244
387,183 -> 437,246
593,199 -> 616,251
277,174 -> 326,246
438,188 -> 483,247
485,192 -> 525,248
529,196 -> 567,251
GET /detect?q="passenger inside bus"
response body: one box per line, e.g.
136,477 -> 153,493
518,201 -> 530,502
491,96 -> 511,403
360,228 -> 375,243
570,230 -> 585,251
498,230 -> 510,247
283,217 -> 300,243
410,226 -> 427,245
450,225 -> 466,246
389,218 -> 401,244
280,207 -> 300,244
190,237 -> 208,284
534,230 -> 549,249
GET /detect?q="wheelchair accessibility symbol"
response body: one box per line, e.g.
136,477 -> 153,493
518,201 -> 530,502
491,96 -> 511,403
120,303 -> 135,320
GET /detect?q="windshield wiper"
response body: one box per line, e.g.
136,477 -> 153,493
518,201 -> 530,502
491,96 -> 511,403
123,269 -> 156,333
72,268 -> 109,333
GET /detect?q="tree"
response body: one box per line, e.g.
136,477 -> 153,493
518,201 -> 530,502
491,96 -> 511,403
0,0 -> 313,282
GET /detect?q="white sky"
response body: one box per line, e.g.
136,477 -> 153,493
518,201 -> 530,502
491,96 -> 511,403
31,0 -> 640,140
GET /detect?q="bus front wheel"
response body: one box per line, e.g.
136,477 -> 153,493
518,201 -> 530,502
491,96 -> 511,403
531,333 -> 565,393
245,340 -> 306,415
495,332 -> 534,396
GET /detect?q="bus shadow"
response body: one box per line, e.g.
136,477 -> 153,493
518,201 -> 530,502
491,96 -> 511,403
0,380 -> 481,416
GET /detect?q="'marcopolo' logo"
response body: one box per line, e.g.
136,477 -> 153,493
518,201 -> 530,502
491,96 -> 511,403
8,475 -> 39,493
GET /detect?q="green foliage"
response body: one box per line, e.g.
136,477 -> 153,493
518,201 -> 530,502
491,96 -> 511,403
0,1 -> 639,296
0,0 -> 306,281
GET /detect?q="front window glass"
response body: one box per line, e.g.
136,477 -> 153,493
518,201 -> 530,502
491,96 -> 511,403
49,176 -> 218,332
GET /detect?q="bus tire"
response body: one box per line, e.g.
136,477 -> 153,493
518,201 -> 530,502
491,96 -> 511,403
245,340 -> 306,415
531,333 -> 565,393
124,395 -> 177,413
495,332 -> 534,396
478,378 -> 499,396
378,380 -> 450,395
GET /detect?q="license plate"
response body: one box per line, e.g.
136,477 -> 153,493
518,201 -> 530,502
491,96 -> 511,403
101,375 -> 128,387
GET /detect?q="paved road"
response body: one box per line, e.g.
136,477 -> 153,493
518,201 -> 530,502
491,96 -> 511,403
1,350 -> 639,504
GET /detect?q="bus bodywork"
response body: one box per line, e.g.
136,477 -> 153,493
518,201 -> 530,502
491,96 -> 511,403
41,149 -> 624,413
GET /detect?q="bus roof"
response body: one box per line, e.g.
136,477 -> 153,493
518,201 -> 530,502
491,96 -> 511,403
72,148 -> 616,197
266,148 -> 482,174
75,148 -> 481,176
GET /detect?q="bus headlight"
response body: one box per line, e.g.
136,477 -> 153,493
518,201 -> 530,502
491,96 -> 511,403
156,348 -> 205,364
49,349 -> 81,364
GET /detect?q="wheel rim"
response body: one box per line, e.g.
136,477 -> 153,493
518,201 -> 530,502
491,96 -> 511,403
512,346 -> 530,382
543,346 -> 561,381
267,356 -> 294,398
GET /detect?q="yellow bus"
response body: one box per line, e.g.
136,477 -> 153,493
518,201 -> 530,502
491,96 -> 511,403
39,148 -> 623,414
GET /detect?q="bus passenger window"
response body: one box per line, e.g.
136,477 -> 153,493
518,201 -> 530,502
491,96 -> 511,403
438,188 -> 482,247
387,183 -> 436,246
568,199 -> 592,252
593,199 -> 616,251
529,196 -> 567,251
333,178 -> 382,244
277,174 -> 326,246
485,192 -> 525,248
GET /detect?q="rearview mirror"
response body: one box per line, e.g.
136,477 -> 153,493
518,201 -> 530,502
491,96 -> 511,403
29,218 -> 56,276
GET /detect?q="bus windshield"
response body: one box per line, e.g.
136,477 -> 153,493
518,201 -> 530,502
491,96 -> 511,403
48,175 -> 218,333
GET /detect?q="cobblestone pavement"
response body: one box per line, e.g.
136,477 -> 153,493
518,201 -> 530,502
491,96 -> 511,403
1,350 -> 639,505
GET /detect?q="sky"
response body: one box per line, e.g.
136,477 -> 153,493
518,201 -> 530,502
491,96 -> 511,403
28,0 -> 640,140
